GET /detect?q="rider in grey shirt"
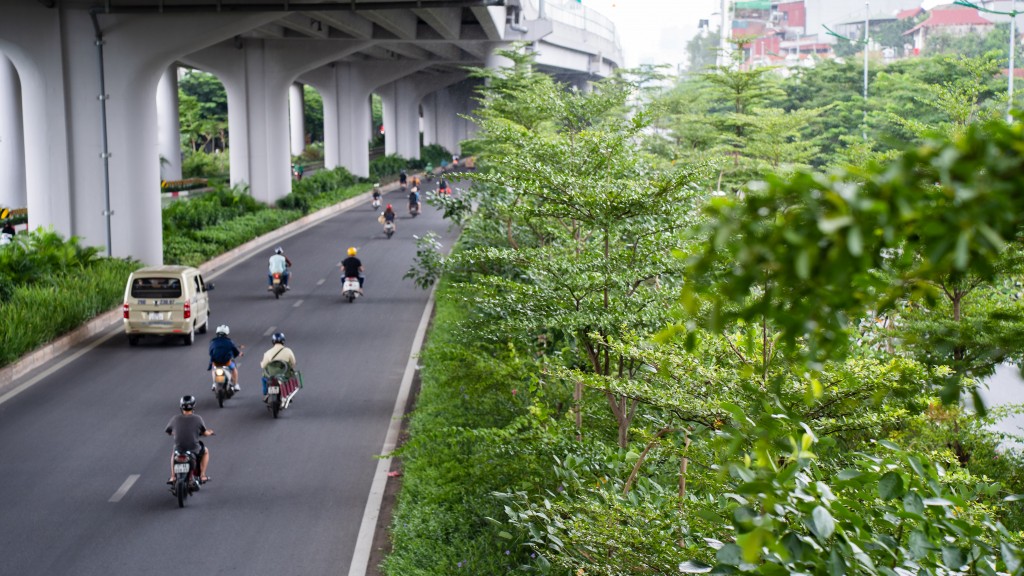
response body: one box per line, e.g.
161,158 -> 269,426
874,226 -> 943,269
166,395 -> 214,483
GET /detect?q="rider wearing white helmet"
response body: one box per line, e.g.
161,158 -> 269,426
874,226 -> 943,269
208,325 -> 243,391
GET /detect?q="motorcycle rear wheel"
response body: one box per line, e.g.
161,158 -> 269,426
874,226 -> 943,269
176,478 -> 187,508
270,395 -> 280,418
216,388 -> 225,408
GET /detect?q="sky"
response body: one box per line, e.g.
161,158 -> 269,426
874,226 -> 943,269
580,0 -> 728,70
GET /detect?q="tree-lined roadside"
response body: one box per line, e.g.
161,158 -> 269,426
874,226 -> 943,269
383,46 -> 1024,575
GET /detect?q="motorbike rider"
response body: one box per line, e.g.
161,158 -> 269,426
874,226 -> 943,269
166,395 -> 214,484
267,246 -> 292,291
437,178 -> 451,196
341,247 -> 365,291
399,170 -> 408,190
410,175 -> 421,188
260,332 -> 297,401
408,186 -> 421,213
0,220 -> 14,245
383,203 -> 397,230
209,325 -> 243,391
371,186 -> 382,205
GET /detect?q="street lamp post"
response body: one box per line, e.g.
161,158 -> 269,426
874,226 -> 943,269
863,2 -> 870,140
1010,0 -> 1017,121
954,0 -> 1021,121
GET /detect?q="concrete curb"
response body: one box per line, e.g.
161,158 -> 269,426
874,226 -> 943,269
0,181 -> 399,394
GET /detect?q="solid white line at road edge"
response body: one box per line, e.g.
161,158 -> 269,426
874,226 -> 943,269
0,329 -> 121,407
347,285 -> 436,576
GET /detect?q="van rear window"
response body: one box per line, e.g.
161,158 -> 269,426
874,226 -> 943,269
131,277 -> 182,299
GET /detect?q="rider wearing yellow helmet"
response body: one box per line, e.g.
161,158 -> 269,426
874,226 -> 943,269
341,246 -> 364,291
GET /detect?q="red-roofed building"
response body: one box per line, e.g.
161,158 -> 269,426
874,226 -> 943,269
904,5 -> 994,53
896,7 -> 925,21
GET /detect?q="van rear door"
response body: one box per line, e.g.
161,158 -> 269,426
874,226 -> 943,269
128,277 -> 183,326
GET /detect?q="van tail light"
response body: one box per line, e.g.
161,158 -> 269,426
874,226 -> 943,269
123,304 -> 129,319
183,301 -> 191,320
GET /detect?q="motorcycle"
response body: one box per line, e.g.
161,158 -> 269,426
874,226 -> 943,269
342,276 -> 362,303
211,364 -> 238,408
383,219 -> 395,239
170,449 -> 202,508
371,196 -> 381,210
270,272 -> 286,299
409,202 -> 420,217
265,367 -> 302,419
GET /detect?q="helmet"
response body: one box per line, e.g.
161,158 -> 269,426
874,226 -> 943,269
347,247 -> 357,256
271,332 -> 286,344
180,395 -> 197,411
274,247 -> 283,255
216,324 -> 230,336
386,204 -> 392,210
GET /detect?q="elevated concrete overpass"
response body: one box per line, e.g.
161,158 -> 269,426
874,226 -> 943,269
0,0 -> 621,265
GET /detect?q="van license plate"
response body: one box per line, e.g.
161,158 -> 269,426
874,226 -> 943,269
148,312 -> 165,320
267,386 -> 280,394
173,463 -> 189,473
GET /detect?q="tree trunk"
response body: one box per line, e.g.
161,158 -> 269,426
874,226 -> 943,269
623,426 -> 674,496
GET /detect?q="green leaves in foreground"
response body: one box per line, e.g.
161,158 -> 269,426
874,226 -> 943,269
687,117 -> 1024,374
686,432 -> 1023,575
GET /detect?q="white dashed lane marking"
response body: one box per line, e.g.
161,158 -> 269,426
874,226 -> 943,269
109,474 -> 140,503
263,326 -> 277,337
293,300 -> 304,308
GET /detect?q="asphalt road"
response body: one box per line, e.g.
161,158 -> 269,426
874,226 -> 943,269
0,177 -> 460,576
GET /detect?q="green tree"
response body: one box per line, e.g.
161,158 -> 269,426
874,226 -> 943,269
303,85 -> 324,145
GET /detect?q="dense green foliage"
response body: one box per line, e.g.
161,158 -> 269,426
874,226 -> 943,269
0,229 -> 140,366
370,154 -> 410,181
303,84 -> 324,144
386,46 -> 1024,575
181,150 -> 229,180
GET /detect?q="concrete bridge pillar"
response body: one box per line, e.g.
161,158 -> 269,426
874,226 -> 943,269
430,79 -> 480,155
289,82 -> 305,158
302,61 -> 429,177
0,53 -> 27,212
156,65 -> 183,182
379,78 -> 422,160
421,92 -> 438,148
186,38 -> 369,205
0,2 -> 276,264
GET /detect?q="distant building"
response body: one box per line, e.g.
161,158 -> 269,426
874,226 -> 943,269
903,4 -> 995,54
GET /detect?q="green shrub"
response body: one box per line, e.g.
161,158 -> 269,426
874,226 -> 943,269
0,256 -> 140,366
163,185 -> 261,233
0,228 -> 102,296
298,142 -> 324,163
370,154 -> 409,181
181,150 -> 230,179
165,209 -> 301,266
381,281 -> 545,575
277,167 -> 362,214
419,144 -> 451,168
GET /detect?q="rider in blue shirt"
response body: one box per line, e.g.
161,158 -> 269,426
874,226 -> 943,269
208,325 -> 243,391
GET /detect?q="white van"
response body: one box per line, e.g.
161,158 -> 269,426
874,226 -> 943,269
122,265 -> 214,346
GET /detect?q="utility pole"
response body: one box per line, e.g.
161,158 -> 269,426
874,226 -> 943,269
718,0 -> 730,68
